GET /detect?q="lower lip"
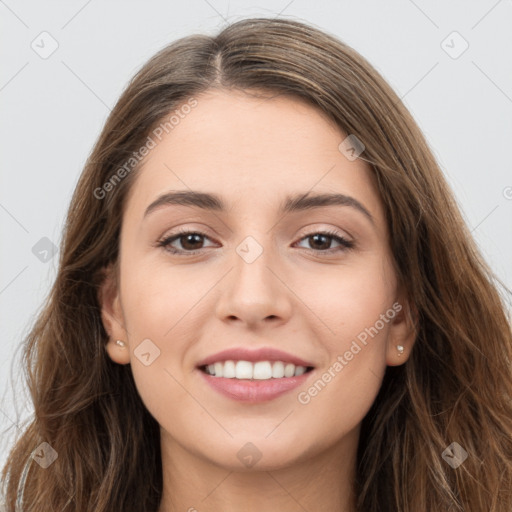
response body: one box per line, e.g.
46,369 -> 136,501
197,369 -> 314,403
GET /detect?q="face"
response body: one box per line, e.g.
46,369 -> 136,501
100,89 -> 415,472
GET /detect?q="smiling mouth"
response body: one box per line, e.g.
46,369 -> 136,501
198,360 -> 315,380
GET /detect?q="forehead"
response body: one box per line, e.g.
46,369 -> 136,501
124,89 -> 384,225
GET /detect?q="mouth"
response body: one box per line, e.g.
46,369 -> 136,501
198,360 -> 315,380
196,359 -> 316,403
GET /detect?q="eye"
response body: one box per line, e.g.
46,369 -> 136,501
156,228 -> 354,256
156,229 -> 216,255
294,229 -> 354,255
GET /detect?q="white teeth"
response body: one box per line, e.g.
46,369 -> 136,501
253,361 -> 272,380
235,360 -> 253,379
284,363 -> 295,378
294,365 -> 306,376
223,360 -> 236,378
271,361 -> 285,378
214,362 -> 224,378
204,360 -> 310,380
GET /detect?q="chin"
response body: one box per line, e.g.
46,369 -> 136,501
194,432 -> 316,472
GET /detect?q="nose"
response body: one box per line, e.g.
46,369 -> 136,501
215,239 -> 293,329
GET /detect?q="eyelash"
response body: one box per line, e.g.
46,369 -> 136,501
156,228 -> 355,257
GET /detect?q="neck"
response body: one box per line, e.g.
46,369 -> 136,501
157,427 -> 359,512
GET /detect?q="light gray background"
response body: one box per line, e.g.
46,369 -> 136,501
1,0 -> 511,472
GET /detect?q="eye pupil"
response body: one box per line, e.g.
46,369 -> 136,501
310,234 -> 330,250
181,233 -> 203,250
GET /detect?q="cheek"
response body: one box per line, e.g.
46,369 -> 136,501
120,257 -> 198,337
291,358 -> 383,456
120,258 -> 227,431
295,254 -> 396,339
290,258 -> 394,414
293,307 -> 393,449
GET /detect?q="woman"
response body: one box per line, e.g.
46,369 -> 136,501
2,17 -> 511,512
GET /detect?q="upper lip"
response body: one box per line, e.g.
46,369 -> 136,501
196,347 -> 315,368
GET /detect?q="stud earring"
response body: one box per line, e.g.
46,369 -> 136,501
397,345 -> 404,357
116,340 -> 126,348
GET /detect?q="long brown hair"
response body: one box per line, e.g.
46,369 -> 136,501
2,17 -> 511,511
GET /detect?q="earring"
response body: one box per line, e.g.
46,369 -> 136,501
116,340 -> 126,348
397,345 -> 404,357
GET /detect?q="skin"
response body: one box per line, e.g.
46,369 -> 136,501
99,89 -> 416,512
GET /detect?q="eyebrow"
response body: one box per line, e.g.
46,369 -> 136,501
143,190 -> 374,224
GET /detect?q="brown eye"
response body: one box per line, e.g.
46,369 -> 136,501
295,230 -> 354,254
157,230 -> 215,255
156,229 -> 354,257
176,233 -> 205,251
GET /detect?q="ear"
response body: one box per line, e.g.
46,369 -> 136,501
97,264 -> 130,365
386,293 -> 418,367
